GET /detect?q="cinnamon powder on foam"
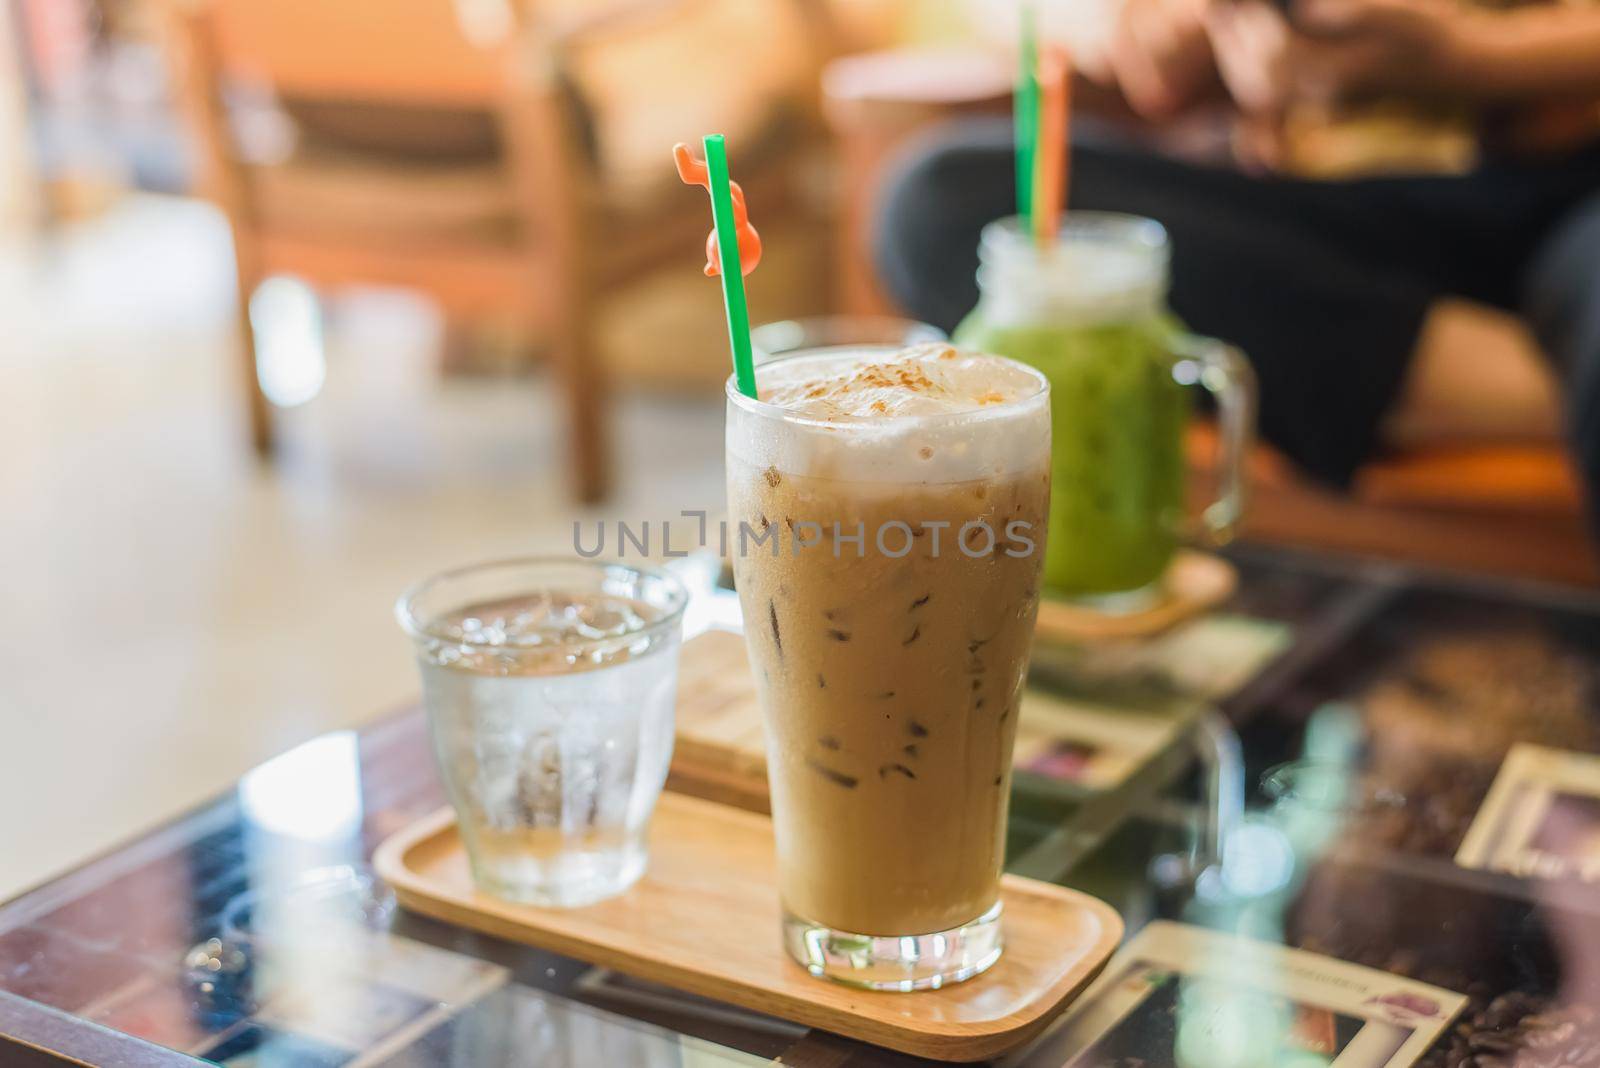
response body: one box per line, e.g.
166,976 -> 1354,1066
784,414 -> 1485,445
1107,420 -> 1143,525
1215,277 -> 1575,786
762,344 -> 1034,420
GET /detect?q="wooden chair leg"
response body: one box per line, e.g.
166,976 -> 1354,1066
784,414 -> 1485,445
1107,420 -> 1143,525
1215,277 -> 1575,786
554,304 -> 608,504
168,3 -> 273,457
234,252 -> 273,457
499,70 -> 610,501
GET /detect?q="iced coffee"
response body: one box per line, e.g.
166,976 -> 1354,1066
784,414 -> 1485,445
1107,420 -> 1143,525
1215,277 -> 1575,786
726,343 -> 1050,989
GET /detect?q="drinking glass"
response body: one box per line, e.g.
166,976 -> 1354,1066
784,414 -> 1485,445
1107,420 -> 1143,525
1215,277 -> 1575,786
396,558 -> 687,906
726,347 -> 1050,989
751,315 -> 944,363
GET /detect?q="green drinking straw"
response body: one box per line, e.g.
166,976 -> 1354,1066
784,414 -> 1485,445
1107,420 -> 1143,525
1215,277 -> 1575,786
703,134 -> 758,399
1014,3 -> 1039,229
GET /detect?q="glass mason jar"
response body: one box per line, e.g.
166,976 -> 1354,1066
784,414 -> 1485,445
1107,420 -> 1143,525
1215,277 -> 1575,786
955,213 -> 1255,608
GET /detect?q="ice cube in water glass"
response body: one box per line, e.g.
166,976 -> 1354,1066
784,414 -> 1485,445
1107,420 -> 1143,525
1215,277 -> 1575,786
415,587 -> 681,907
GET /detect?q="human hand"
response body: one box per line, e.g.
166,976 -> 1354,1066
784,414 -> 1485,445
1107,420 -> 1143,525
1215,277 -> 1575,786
1097,0 -> 1222,118
1205,0 -> 1477,113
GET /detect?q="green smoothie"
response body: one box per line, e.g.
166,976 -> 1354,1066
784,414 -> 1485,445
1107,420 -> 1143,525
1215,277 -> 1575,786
955,310 -> 1188,599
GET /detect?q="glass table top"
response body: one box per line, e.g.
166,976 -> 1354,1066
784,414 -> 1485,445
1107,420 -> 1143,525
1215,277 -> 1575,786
4,546 -> 1599,1067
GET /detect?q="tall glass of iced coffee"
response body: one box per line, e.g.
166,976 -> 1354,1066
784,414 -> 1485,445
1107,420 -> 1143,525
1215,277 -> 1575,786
727,342 -> 1050,990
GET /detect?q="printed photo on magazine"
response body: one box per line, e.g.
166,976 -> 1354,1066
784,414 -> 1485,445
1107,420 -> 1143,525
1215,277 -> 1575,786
1024,922 -> 1466,1068
1457,743 -> 1600,882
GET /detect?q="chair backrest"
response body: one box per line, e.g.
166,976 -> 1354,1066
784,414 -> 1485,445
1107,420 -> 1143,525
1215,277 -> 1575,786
204,0 -> 513,106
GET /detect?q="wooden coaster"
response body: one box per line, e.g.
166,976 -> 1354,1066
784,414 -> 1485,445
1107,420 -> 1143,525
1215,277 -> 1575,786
374,795 -> 1121,1063
1033,550 -> 1237,644
668,629 -> 770,812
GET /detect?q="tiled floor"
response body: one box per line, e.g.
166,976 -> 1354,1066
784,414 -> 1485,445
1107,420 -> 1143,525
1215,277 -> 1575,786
0,196 -> 726,897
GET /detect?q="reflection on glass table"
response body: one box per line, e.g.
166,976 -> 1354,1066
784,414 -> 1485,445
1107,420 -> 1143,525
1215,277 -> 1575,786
5,547 -> 1600,1066
1017,574 -> 1600,1068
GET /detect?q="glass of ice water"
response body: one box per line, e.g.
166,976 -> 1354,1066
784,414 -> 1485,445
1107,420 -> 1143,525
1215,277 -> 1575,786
396,558 -> 689,907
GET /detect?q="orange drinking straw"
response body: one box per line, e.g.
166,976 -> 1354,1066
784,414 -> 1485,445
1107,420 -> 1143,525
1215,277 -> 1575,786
1032,47 -> 1071,248
675,138 -> 761,398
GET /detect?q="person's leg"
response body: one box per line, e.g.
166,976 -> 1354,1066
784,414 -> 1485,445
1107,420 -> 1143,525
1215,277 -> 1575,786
872,118 -> 1524,330
1521,193 -> 1600,535
875,119 -> 1446,485
1069,141 -> 1452,486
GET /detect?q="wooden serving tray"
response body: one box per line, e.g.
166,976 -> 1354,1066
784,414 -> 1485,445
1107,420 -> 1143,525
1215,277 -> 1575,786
1033,550 -> 1237,644
374,793 -> 1122,1062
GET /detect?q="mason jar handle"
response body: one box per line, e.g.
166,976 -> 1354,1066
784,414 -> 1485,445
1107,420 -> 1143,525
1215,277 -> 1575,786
1172,335 -> 1255,546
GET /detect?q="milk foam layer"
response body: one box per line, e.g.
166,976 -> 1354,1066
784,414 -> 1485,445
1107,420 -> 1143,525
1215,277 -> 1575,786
758,344 -> 1043,419
728,345 -> 1050,484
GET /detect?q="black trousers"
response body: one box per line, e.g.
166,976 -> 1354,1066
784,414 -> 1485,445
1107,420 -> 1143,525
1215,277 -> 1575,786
875,118 -> 1600,534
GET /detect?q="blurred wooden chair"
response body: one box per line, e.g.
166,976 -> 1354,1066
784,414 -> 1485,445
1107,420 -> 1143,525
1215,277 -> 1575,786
166,0 -> 834,501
